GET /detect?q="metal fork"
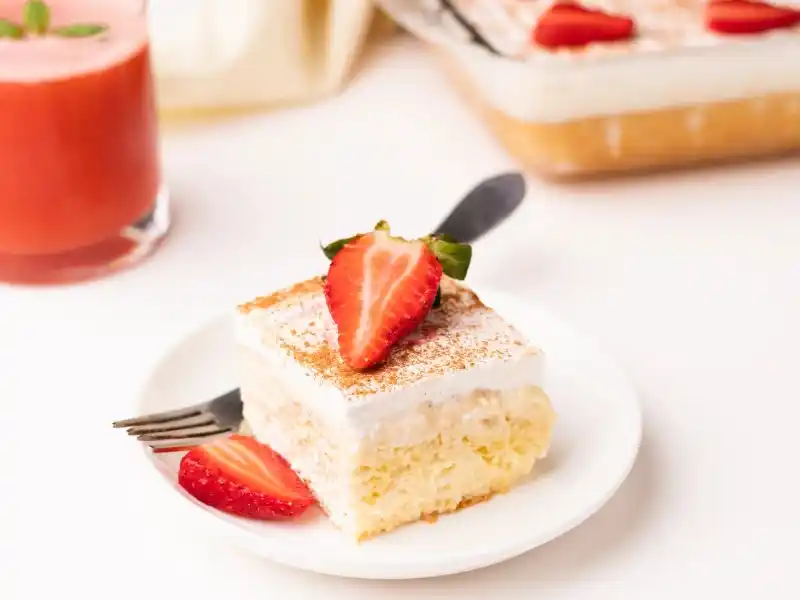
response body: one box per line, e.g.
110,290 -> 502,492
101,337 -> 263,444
112,389 -> 243,452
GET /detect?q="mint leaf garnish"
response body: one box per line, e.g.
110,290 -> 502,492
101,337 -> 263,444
0,18 -> 24,39
23,0 -> 50,35
374,220 -> 390,232
6,3 -> 111,40
52,23 -> 107,38
424,235 -> 472,280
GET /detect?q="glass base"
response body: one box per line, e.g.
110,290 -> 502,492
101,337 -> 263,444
0,187 -> 170,286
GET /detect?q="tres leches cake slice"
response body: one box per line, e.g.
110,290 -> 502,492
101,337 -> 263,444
234,222 -> 555,540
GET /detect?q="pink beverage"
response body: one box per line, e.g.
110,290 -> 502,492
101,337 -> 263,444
0,0 -> 167,285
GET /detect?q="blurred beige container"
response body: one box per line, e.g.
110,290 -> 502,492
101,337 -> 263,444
148,0 -> 394,115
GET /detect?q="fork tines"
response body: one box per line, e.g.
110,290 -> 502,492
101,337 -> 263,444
112,405 -> 205,429
113,389 -> 243,451
113,404 -> 229,448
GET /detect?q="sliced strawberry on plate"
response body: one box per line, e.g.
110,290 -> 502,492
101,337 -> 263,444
324,228 -> 443,370
705,0 -> 800,34
532,1 -> 636,49
178,434 -> 316,520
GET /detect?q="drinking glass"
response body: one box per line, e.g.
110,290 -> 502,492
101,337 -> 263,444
0,0 -> 168,285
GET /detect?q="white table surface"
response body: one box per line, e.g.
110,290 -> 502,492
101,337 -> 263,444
1,36 -> 799,599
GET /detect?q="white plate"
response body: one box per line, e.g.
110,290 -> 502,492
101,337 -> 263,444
136,288 -> 642,580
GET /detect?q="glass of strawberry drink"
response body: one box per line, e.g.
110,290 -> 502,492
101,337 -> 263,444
0,0 -> 168,285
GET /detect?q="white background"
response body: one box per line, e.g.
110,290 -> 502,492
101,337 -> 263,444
1,36 -> 799,598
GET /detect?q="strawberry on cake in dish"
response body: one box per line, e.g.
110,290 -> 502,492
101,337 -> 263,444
379,0 -> 800,178
229,222 -> 555,541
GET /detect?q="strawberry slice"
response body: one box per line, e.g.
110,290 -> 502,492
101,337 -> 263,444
324,230 -> 443,370
705,0 -> 800,34
178,435 -> 316,520
532,1 -> 636,49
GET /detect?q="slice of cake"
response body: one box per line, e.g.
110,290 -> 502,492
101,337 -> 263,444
235,222 -> 555,540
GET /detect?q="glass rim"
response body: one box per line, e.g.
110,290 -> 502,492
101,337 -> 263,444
113,0 -> 149,17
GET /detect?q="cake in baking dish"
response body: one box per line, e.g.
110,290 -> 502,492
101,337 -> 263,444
235,274 -> 555,540
380,0 -> 800,177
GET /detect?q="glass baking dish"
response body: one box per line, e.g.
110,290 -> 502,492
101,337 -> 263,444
378,0 -> 800,179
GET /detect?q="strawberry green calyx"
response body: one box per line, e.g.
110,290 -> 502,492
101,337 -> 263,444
422,234 -> 472,281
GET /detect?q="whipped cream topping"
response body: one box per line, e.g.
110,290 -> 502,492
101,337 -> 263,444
381,0 -> 800,121
235,276 -> 545,434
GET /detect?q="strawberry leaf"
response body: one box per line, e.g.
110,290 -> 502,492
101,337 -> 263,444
425,236 -> 472,280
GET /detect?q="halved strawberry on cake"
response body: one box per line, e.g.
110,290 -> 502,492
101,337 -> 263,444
229,221 -> 555,541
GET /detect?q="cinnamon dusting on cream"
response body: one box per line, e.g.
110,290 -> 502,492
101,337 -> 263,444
236,276 -> 541,398
238,277 -> 325,313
